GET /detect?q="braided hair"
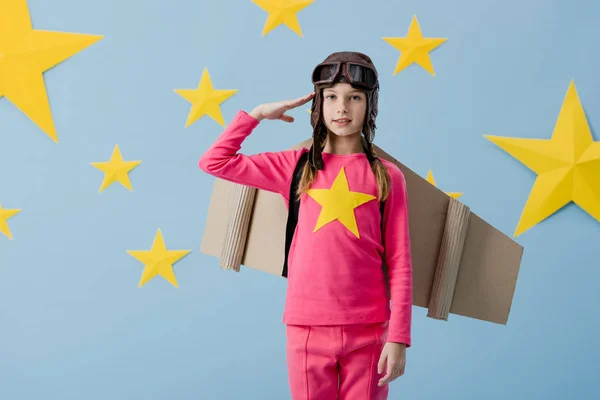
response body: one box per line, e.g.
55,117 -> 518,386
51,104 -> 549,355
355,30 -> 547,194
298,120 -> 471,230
296,52 -> 391,202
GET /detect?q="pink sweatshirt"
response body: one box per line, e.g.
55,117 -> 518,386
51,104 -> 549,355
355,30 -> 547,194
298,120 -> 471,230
199,110 -> 413,346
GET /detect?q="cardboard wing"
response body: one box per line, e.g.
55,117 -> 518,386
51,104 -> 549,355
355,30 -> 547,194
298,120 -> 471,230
201,139 -> 524,325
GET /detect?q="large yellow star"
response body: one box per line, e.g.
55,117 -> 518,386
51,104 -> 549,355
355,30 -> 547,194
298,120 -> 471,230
485,80 -> 600,237
251,0 -> 314,37
90,145 -> 142,193
127,229 -> 191,288
426,170 -> 462,199
382,15 -> 447,76
306,167 -> 375,238
174,67 -> 238,127
0,205 -> 21,240
0,0 -> 103,142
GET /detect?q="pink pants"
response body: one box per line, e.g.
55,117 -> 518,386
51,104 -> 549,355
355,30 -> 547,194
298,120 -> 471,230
285,321 -> 389,400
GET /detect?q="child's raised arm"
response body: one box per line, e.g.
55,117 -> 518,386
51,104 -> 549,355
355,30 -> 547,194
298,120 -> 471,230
198,92 -> 314,199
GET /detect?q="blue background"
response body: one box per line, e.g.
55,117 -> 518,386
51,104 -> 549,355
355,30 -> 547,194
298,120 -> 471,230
1,0 -> 599,398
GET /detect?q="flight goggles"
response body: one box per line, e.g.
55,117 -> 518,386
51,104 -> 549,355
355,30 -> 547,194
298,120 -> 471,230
311,61 -> 378,89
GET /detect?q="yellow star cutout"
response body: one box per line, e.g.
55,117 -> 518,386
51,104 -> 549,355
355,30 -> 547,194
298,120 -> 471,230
0,0 -> 103,142
426,170 -> 462,199
382,15 -> 447,76
252,0 -> 314,37
485,80 -> 600,237
90,145 -> 142,193
127,229 -> 191,288
174,67 -> 238,127
306,166 -> 375,238
0,205 -> 21,239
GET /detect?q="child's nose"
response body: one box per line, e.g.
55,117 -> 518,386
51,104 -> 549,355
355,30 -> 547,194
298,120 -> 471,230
337,102 -> 349,113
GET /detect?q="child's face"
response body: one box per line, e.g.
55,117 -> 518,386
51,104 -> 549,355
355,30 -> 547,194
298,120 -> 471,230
321,83 -> 367,138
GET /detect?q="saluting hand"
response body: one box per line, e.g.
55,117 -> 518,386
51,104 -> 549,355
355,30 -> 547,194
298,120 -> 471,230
249,92 -> 315,123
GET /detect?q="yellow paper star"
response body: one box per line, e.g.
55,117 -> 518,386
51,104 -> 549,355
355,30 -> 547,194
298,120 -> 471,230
0,205 -> 21,240
485,80 -> 600,237
426,170 -> 462,199
0,0 -> 103,142
306,167 -> 375,238
127,229 -> 191,288
252,0 -> 314,37
174,67 -> 238,127
382,15 -> 447,76
90,145 -> 142,193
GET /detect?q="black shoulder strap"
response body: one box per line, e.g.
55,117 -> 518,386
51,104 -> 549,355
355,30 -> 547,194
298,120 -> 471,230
282,151 -> 309,278
380,199 -> 385,224
281,151 -> 386,279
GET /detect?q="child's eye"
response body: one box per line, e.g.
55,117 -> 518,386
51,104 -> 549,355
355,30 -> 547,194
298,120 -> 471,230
324,94 -> 361,100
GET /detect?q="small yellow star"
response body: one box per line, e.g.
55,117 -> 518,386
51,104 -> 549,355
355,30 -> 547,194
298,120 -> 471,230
485,80 -> 600,237
306,167 -> 375,238
0,205 -> 21,239
382,15 -> 447,76
174,67 -> 238,127
0,0 -> 103,142
252,0 -> 314,37
127,229 -> 191,288
426,170 -> 462,199
90,145 -> 142,193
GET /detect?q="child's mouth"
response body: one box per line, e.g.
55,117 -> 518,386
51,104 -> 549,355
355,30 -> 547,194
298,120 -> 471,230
333,119 -> 351,126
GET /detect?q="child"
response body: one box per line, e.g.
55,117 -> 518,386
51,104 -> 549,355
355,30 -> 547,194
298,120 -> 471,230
199,51 -> 413,400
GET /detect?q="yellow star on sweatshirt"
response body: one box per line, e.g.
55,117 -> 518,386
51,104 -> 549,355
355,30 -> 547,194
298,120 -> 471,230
306,167 -> 375,238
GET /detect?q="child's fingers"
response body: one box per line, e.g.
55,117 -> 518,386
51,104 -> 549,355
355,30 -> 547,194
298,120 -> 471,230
299,92 -> 315,101
378,370 -> 392,386
302,92 -> 316,103
377,353 -> 386,374
287,92 -> 315,108
280,114 -> 294,123
379,358 -> 398,386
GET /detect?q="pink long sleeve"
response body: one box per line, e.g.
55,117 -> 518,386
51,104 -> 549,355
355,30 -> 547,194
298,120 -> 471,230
198,110 -> 304,199
381,165 -> 413,346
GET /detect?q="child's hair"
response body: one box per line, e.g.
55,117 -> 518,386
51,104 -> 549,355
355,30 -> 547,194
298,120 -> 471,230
296,52 -> 391,202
